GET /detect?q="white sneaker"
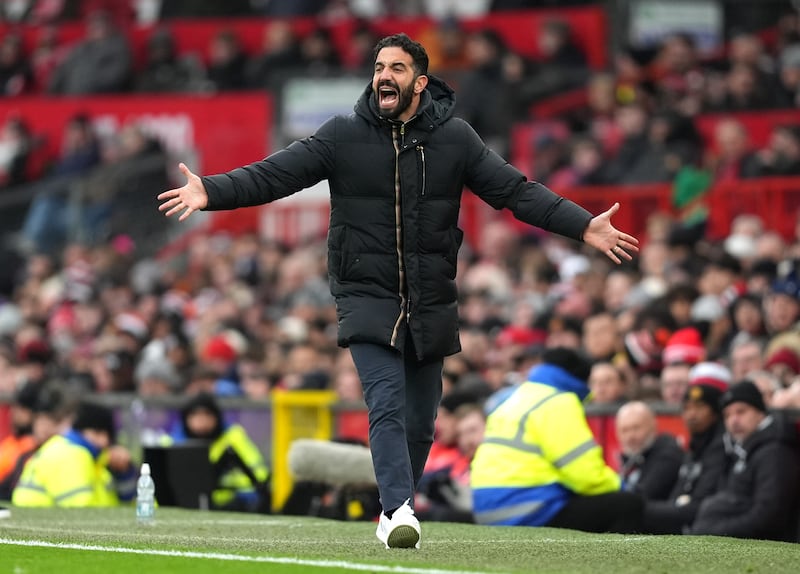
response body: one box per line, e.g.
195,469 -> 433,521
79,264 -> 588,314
0,506 -> 10,519
375,499 -> 420,549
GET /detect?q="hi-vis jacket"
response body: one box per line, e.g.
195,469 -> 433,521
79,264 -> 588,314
207,424 -> 269,508
12,431 -> 136,507
471,364 -> 620,526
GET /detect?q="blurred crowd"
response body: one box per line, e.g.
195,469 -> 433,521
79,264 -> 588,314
1,0 -> 800,538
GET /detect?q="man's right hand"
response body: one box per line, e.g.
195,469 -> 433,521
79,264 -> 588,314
157,162 -> 209,221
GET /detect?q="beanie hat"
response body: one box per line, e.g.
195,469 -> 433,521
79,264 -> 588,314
764,346 -> 800,375
685,361 -> 732,413
662,327 -> 705,366
495,325 -> 547,348
624,329 -> 664,374
542,347 -> 592,382
770,259 -> 800,299
720,380 -> 767,413
73,401 -> 116,442
202,335 -> 238,363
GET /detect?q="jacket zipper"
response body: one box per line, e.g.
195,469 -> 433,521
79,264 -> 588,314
417,145 -> 426,197
390,124 -> 406,347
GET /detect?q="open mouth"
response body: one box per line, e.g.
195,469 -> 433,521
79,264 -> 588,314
379,85 -> 399,107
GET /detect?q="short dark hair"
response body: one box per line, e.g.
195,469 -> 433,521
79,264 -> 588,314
372,33 -> 428,76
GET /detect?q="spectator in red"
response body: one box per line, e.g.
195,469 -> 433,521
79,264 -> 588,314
705,118 -> 760,181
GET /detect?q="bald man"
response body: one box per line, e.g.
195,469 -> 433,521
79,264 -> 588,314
615,401 -> 684,501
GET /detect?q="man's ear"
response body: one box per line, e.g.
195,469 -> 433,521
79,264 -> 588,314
414,74 -> 429,94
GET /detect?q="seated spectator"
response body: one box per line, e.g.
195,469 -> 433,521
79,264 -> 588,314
660,362 -> 692,406
206,29 -> 249,92
471,348 -> 643,533
763,260 -> 800,335
705,118 -> 760,181
297,27 -> 341,77
245,20 -> 303,90
0,115 -> 35,188
0,382 -> 38,486
73,123 -> 170,251
508,18 -> 589,108
691,381 -> 800,540
417,403 -> 485,523
616,401 -> 684,501
136,28 -> 207,93
134,355 -> 182,397
582,311 -> 620,362
0,32 -> 32,96
47,10 -> 133,94
750,125 -> 800,177
778,43 -> 800,107
547,136 -> 609,188
587,361 -> 628,406
0,381 -> 74,500
12,401 -> 137,507
20,113 -> 102,255
642,362 -> 729,534
173,393 -> 270,513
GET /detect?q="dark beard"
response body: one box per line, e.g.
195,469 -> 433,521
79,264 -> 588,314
374,80 -> 415,120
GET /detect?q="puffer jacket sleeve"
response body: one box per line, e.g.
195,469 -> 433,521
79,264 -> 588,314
202,116 -> 337,210
460,120 -> 592,240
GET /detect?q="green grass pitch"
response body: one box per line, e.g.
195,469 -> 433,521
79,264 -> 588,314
1,507 -> 798,573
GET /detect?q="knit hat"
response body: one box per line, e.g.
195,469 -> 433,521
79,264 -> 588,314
662,327 -> 705,366
764,347 -> 800,375
624,329 -> 665,375
720,380 -> 767,413
685,361 -> 732,413
73,401 -> 116,442
495,325 -> 547,348
202,334 -> 238,363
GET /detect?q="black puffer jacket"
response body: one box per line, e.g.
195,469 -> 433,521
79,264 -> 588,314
202,76 -> 592,360
691,414 -> 800,541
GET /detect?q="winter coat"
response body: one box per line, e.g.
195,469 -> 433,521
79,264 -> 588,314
691,414 -> 800,541
641,421 -> 727,534
202,76 -> 592,360
620,433 -> 684,501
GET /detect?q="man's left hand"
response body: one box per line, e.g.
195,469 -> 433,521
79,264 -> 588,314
582,202 -> 640,264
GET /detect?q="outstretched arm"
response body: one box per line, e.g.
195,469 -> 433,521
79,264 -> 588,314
582,202 -> 639,264
157,162 -> 208,222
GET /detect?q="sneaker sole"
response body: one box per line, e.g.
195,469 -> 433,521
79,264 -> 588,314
387,525 -> 419,549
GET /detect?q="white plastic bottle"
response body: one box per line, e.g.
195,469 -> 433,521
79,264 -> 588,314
136,462 -> 156,525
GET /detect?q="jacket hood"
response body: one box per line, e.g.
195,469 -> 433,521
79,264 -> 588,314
354,74 -> 455,129
527,363 -> 591,402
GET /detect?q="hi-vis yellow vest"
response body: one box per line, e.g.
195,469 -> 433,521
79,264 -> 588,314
12,435 -> 119,508
210,424 -> 269,507
471,380 -> 620,526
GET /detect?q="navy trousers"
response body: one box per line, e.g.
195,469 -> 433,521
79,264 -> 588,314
349,337 -> 443,513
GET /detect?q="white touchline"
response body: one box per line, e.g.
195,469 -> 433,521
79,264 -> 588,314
0,538 -> 493,574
